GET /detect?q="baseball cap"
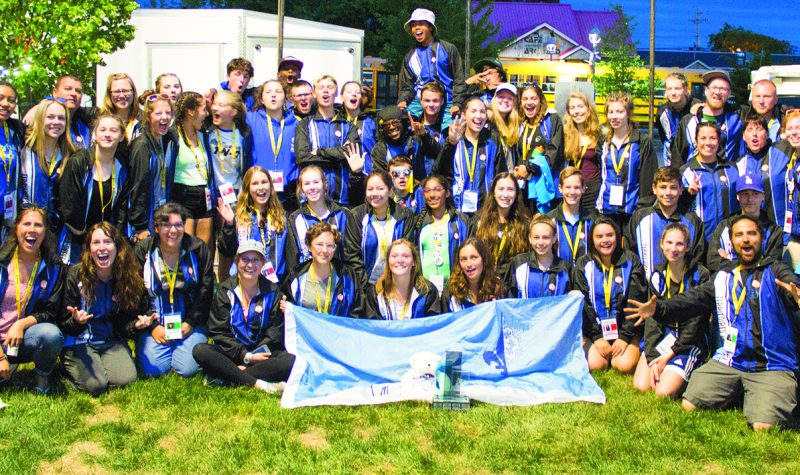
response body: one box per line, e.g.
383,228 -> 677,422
702,69 -> 731,86
494,83 -> 518,97
736,173 -> 764,194
237,239 -> 267,259
278,56 -> 304,72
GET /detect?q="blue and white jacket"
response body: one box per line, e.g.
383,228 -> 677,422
680,158 -> 740,241
596,129 -> 658,216
347,202 -> 417,284
284,260 -> 364,318
671,104 -> 745,167
655,258 -> 800,372
546,206 -> 594,265
217,209 -> 290,281
0,119 -> 23,226
247,108 -> 298,203
504,253 -> 572,299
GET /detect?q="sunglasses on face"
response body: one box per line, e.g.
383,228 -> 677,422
391,169 -> 412,178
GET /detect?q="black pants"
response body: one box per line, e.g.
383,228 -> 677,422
192,343 -> 295,386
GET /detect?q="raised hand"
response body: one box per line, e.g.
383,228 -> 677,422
216,197 -> 235,225
447,114 -> 466,145
408,112 -> 425,137
344,143 -> 364,174
624,295 -> 657,327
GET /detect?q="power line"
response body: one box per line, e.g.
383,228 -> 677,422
689,8 -> 707,51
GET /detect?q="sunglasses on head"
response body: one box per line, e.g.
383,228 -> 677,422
44,96 -> 68,104
147,94 -> 171,102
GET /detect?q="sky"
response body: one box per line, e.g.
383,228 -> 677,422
566,0 -> 800,51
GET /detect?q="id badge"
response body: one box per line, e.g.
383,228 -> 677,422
430,275 -> 445,294
204,187 -> 212,211
269,171 -> 285,193
723,327 -> 738,353
462,190 -> 478,213
656,332 -> 677,356
785,210 -> 793,234
163,312 -> 183,341
609,185 -> 625,207
261,261 -> 279,284
3,193 -> 15,221
369,259 -> 386,284
218,183 -> 237,205
600,317 -> 619,340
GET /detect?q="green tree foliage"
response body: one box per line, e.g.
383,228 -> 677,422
0,0 -> 137,108
709,23 -> 794,55
591,4 -> 651,100
174,0 -> 508,72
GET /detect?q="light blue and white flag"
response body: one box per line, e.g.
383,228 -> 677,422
281,291 -> 605,408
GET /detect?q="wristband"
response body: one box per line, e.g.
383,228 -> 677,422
0,354 -> 6,362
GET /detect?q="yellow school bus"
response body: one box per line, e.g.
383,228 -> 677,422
362,60 -> 398,111
502,59 -> 706,124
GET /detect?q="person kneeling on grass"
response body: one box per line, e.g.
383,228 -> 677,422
192,240 -> 294,393
632,223 -> 710,398
573,216 -> 647,374
626,215 -> 800,430
59,223 -> 152,396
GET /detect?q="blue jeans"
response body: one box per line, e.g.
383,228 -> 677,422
136,327 -> 208,377
3,323 -> 64,376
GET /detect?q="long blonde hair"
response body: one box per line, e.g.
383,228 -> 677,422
24,99 -> 77,176
235,166 -> 286,234
562,92 -> 600,164
489,94 -> 521,147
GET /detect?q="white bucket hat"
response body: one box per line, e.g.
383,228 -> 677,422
404,8 -> 437,35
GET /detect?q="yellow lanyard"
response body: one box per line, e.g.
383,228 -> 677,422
267,115 -> 285,162
602,264 -> 615,311
214,126 -> 237,175
665,264 -> 685,298
575,143 -> 589,170
396,294 -> 410,320
255,209 -> 270,247
47,150 -> 59,176
373,215 -> 393,257
561,221 -> 583,261
789,152 -> 798,202
0,123 -> 10,184
13,250 -> 40,319
521,123 -> 537,161
309,264 -> 332,314
610,133 -> 632,176
463,139 -> 479,184
731,266 -> 747,316
181,131 -> 208,181
349,115 -> 359,128
161,252 -> 179,309
495,225 -> 508,259
95,148 -> 116,216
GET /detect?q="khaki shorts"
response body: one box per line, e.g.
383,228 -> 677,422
683,359 -> 797,426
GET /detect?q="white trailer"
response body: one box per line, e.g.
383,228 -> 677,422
751,65 -> 800,107
96,8 -> 364,103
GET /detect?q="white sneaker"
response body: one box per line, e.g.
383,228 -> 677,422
255,380 -> 286,393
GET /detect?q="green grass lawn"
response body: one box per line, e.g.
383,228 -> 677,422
3,369 -> 800,474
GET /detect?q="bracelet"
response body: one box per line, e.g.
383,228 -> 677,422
0,354 -> 6,362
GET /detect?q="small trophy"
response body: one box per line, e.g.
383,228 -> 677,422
432,351 -> 470,411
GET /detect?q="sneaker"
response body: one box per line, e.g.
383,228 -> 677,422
0,398 -> 6,410
34,373 -> 50,395
255,380 -> 286,393
203,375 -> 225,387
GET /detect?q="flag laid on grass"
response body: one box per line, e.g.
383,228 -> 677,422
281,291 -> 605,408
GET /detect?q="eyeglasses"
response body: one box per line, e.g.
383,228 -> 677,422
159,222 -> 184,230
707,86 -> 730,94
383,120 -> 403,131
110,89 -> 133,96
423,186 -> 445,194
294,93 -> 312,99
312,242 -> 336,251
391,169 -> 412,178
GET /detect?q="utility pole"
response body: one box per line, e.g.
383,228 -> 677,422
277,0 -> 285,68
649,0 -> 655,137
465,0 -> 471,77
689,9 -> 706,60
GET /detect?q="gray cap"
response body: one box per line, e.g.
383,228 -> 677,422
237,239 -> 267,259
702,69 -> 731,86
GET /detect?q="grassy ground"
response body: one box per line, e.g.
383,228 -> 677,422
2,368 -> 800,475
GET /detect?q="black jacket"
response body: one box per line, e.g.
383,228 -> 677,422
208,275 -> 284,364
134,233 -> 215,330
364,278 -> 441,319
127,130 -> 178,233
